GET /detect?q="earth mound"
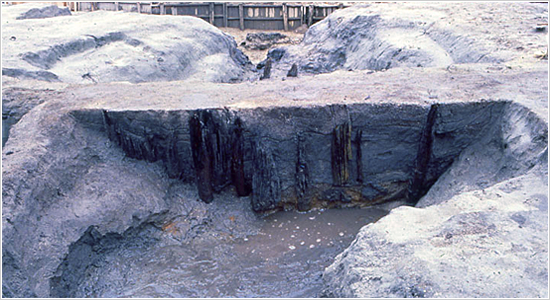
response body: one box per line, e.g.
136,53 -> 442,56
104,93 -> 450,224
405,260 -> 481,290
16,5 -> 71,20
264,2 -> 548,78
2,4 -> 255,84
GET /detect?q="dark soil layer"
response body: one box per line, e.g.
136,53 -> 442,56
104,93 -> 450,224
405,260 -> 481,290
88,101 -> 506,212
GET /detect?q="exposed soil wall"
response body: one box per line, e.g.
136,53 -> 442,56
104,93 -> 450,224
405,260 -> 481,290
74,101 -> 506,213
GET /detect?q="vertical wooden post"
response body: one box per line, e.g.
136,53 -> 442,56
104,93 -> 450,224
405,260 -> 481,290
308,5 -> 313,26
172,5 -> 177,15
150,2 -> 153,14
239,4 -> 244,30
209,2 -> 214,24
136,2 -> 141,13
114,2 -> 119,11
282,3 -> 288,31
160,2 -> 165,15
222,2 -> 228,27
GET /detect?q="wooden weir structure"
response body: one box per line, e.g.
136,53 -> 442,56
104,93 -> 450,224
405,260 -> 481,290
73,2 -> 348,31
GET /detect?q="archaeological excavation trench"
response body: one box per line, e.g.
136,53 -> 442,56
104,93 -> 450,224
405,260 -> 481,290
79,101 -> 505,212
2,2 -> 548,297
30,97 -> 543,298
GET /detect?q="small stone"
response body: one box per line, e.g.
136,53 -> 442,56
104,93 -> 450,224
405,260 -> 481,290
316,239 -> 321,243
289,245 -> 296,250
309,244 -> 315,249
339,232 -> 345,237
309,216 -> 316,220
300,241 -> 305,245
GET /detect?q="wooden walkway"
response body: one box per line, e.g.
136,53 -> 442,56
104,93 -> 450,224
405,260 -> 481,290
74,2 -> 348,31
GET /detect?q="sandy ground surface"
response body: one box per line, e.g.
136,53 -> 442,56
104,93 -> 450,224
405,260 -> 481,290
4,62 -> 545,119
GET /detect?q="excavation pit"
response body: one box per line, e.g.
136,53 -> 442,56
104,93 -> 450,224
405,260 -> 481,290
2,65 -> 547,298
49,96 -> 545,297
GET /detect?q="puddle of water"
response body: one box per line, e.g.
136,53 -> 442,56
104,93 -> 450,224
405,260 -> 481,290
76,207 -> 389,298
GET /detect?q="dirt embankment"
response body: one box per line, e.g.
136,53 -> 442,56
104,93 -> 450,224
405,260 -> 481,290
2,3 -> 256,84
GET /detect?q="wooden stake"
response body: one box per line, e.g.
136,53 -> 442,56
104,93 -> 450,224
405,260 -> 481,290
209,2 -> 214,24
283,3 -> 289,31
222,2 -> 228,27
239,4 -> 244,30
308,5 -> 313,26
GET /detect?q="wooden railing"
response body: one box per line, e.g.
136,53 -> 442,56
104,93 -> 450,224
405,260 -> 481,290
73,2 -> 348,31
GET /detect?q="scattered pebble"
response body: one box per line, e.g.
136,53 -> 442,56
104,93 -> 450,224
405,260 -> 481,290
289,245 -> 296,250
316,239 -> 321,243
291,235 -> 295,238
339,232 -> 344,237
309,216 -> 316,220
244,238 -> 249,241
309,245 -> 315,249
327,222 -> 332,226
296,226 -> 300,229
300,241 -> 305,245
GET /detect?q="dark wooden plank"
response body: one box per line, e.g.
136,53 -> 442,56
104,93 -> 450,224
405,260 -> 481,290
308,5 -> 313,26
223,2 -> 228,27
239,3 -> 244,30
209,2 -> 214,24
283,3 -> 288,31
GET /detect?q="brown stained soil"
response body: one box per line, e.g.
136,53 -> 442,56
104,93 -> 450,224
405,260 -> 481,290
220,27 -> 305,64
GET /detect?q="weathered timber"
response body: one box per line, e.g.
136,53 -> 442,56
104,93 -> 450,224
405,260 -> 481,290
231,117 -> 251,196
251,139 -> 281,212
331,121 -> 352,186
355,130 -> 363,184
295,133 -> 310,211
407,103 -> 439,205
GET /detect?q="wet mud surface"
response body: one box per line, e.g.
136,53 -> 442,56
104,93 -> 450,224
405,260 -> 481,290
73,207 -> 389,298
